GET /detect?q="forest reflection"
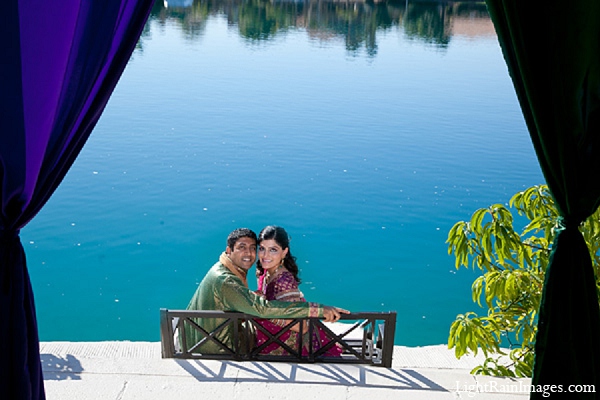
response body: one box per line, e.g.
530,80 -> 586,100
143,0 -> 492,56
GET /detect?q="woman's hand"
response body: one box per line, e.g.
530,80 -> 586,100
287,320 -> 308,333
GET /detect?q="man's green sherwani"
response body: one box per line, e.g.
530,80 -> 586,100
185,254 -> 322,354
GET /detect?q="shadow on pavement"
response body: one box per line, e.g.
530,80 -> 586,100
41,354 -> 83,381
175,359 -> 446,392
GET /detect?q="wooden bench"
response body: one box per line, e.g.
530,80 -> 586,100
160,309 -> 397,368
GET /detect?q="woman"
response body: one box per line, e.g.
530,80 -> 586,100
254,225 -> 342,356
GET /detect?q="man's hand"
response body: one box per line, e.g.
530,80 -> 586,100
322,306 -> 350,322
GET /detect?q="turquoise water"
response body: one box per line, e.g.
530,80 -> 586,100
23,1 -> 544,346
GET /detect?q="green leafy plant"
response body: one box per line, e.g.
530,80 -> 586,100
446,184 -> 600,377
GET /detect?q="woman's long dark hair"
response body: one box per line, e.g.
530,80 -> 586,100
256,225 -> 301,283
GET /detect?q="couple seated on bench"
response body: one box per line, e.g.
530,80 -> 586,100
185,226 -> 348,356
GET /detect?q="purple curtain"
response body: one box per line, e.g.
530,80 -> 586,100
1,1 -> 153,398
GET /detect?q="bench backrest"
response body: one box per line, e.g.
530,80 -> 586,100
160,309 -> 396,367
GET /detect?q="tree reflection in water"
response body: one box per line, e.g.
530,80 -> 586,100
142,0 -> 491,57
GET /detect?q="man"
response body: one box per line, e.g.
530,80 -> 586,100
185,228 -> 348,354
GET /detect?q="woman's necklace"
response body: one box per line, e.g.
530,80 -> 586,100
265,265 -> 283,286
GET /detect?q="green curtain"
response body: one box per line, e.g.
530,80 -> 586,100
485,1 -> 600,398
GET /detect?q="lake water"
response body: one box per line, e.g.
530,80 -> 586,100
23,0 -> 544,346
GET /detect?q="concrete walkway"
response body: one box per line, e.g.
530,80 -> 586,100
40,341 -> 532,399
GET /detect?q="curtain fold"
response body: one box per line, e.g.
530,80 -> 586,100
485,1 -> 600,397
0,1 -> 153,398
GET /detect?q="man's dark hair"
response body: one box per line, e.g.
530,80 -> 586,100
227,228 -> 257,249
